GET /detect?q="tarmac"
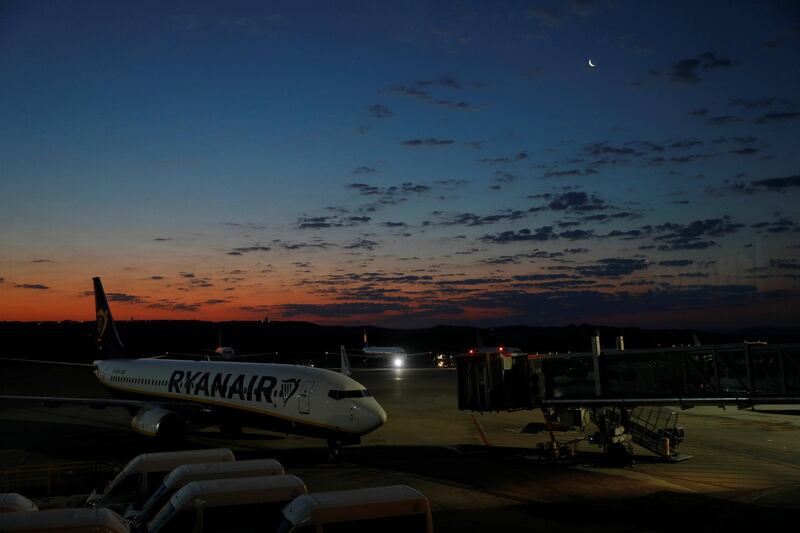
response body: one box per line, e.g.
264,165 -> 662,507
1,360 -> 800,531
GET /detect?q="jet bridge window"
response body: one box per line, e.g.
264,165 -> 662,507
328,389 -> 372,400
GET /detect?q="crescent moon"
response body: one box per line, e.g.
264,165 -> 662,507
588,59 -> 596,68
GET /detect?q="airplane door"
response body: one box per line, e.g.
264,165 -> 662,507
298,381 -> 314,414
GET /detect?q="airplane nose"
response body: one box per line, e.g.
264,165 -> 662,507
358,399 -> 387,434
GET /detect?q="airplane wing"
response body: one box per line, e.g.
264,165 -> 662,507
0,357 -> 94,368
0,395 -> 209,412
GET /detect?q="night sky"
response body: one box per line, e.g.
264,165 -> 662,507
1,1 -> 799,328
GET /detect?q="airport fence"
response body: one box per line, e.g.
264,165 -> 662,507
0,460 -> 121,496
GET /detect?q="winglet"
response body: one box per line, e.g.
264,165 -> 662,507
93,277 -> 128,359
340,345 -> 352,376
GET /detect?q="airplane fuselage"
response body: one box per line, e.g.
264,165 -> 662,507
94,358 -> 386,440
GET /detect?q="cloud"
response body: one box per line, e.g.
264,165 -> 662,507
706,115 -> 741,126
706,174 -> 800,196
352,166 -> 376,175
729,97 -> 789,110
224,222 -> 268,230
670,51 -> 735,84
153,237 -> 173,242
729,147 -> 761,156
180,272 -> 195,278
751,175 -> 800,191
532,191 -> 609,212
347,183 -> 382,196
543,168 -> 598,178
274,239 -> 333,250
367,104 -> 392,118
480,226 -> 558,243
770,259 -> 800,270
653,216 -> 743,250
272,302 -> 410,318
752,217 -> 800,234
754,111 -> 800,124
402,138 -> 455,146
477,151 -> 528,164
659,260 -> 694,267
31,259 -> 53,263
346,181 -> 433,211
229,245 -> 271,253
107,292 -> 145,303
584,141 -> 638,156
428,209 -> 528,227
342,238 -> 379,251
387,85 -> 430,99
150,275 -> 164,280
669,139 -> 703,149
415,74 -> 463,89
296,215 -> 371,229
14,283 -> 49,290
148,300 -> 200,312
435,100 -> 476,110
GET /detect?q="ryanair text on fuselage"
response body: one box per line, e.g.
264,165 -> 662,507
164,370 -> 301,407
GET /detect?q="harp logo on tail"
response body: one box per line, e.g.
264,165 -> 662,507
97,309 -> 109,339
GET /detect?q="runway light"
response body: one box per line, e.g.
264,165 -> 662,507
393,357 -> 404,368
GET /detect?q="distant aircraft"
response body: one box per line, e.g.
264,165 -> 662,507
166,331 -> 277,361
467,331 -> 522,355
0,278 -> 386,458
356,330 -> 430,368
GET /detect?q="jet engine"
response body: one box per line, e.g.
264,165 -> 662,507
130,407 -> 185,440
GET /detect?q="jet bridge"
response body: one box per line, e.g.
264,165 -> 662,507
457,340 -> 800,462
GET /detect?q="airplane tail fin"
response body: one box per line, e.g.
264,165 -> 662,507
340,345 -> 352,376
93,277 -> 129,359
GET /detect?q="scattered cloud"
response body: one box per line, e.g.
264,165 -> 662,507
14,283 -> 50,290
229,245 -> 272,254
754,111 -> 800,124
148,300 -> 200,312
402,138 -> 455,146
296,215 -> 370,229
669,51 -> 735,84
367,104 -> 392,118
107,292 -> 145,303
352,166 -> 376,175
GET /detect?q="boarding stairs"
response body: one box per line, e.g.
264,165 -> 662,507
628,406 -> 688,461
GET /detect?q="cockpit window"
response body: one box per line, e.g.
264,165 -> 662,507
328,389 -> 371,400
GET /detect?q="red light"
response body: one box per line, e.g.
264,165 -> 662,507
499,346 -> 504,352
468,349 -> 474,354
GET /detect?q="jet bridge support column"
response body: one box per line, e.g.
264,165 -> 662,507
591,335 -> 602,397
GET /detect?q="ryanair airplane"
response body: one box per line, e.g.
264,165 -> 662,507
1,278 -> 386,457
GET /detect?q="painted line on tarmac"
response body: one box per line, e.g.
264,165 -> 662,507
471,414 -> 490,446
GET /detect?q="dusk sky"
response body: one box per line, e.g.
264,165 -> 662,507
1,0 -> 799,328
